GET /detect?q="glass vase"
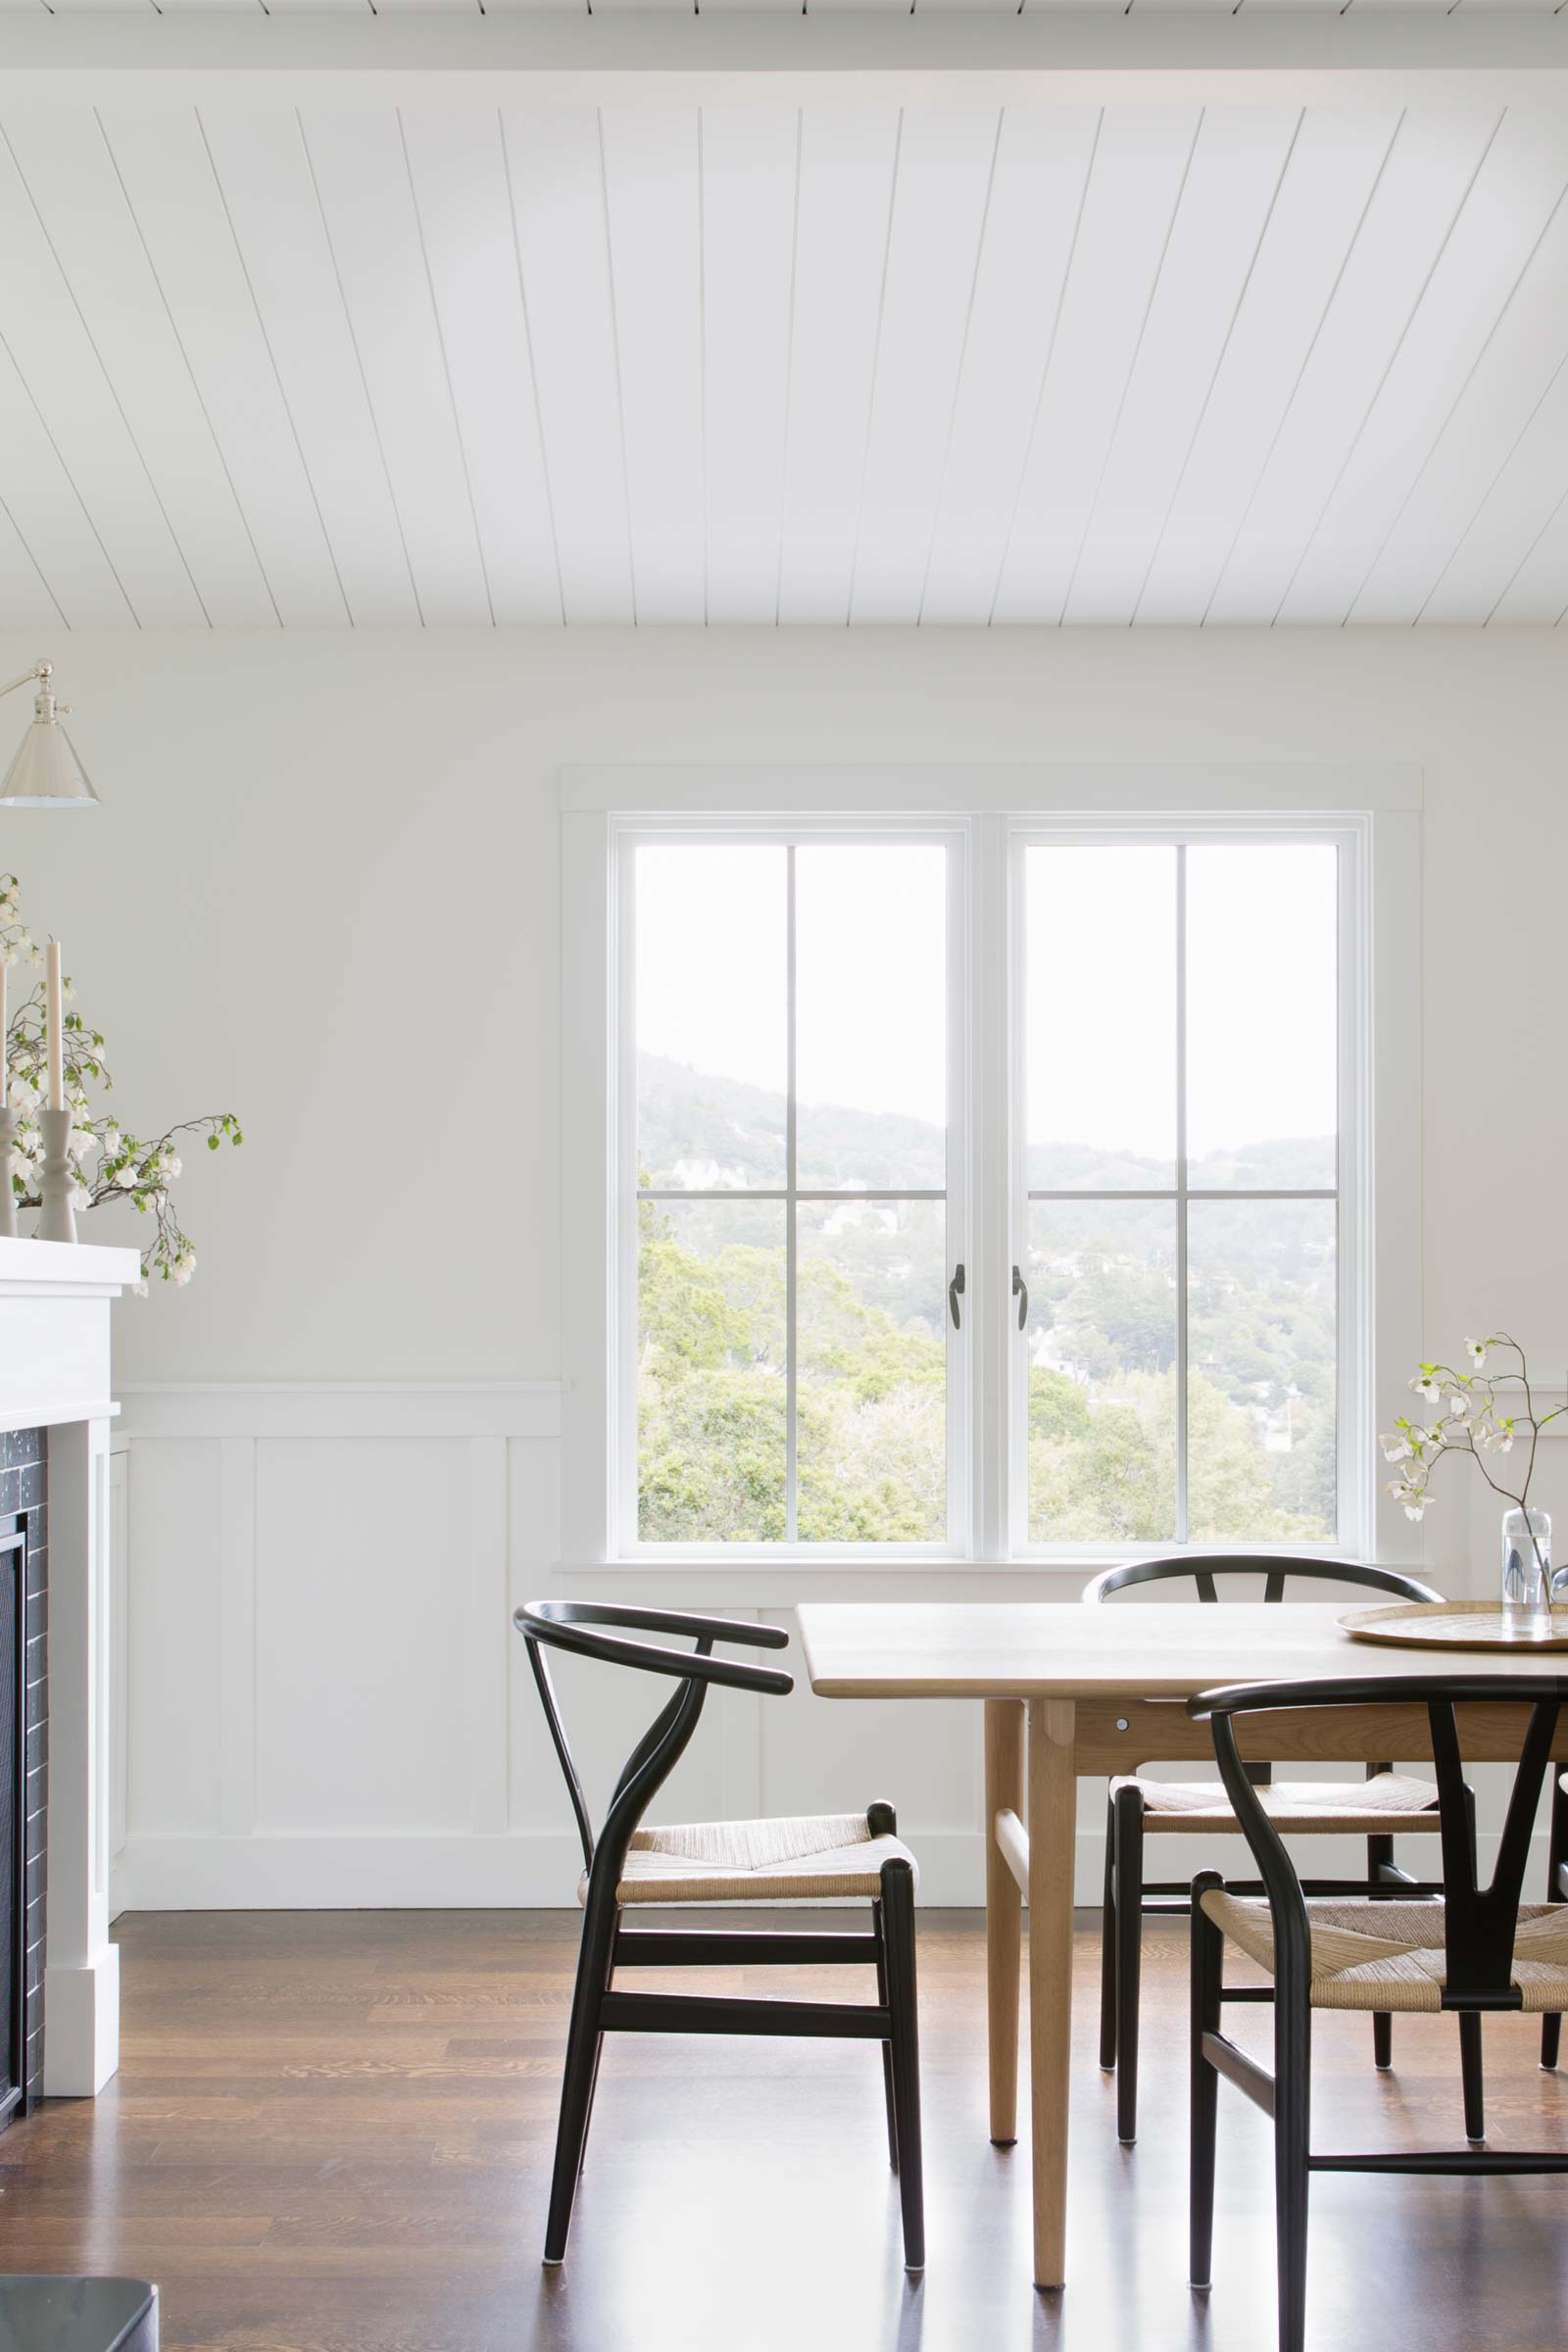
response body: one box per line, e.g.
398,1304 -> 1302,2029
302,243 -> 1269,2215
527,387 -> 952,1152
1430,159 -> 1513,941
1501,1505 -> 1553,1634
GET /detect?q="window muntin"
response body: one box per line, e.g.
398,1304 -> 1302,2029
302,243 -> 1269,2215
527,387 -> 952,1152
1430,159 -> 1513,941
1019,836 -> 1343,1551
624,833 -> 960,1551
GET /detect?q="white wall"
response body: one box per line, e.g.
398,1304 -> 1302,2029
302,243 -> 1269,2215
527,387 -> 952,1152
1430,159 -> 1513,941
4,624 -> 1564,1907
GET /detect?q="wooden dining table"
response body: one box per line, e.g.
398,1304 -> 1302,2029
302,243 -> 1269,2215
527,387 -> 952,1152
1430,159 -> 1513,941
795,1599 -> 1568,2292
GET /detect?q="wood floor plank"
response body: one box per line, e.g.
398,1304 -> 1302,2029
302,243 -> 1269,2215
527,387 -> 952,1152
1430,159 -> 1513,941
0,1909 -> 1563,2349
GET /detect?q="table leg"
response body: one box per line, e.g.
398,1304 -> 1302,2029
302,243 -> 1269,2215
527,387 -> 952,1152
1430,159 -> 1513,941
984,1697 -> 1026,2143
1027,1696 -> 1077,2291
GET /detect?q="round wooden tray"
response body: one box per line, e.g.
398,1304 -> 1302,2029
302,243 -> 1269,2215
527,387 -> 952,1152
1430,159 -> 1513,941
1339,1599 -> 1568,1651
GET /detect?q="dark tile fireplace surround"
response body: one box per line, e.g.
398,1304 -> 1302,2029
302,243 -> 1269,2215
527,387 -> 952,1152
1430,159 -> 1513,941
1,1424 -> 45,2123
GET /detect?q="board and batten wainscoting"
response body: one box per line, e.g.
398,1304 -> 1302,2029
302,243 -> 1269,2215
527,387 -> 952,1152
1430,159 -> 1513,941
110,1382 -> 1568,1916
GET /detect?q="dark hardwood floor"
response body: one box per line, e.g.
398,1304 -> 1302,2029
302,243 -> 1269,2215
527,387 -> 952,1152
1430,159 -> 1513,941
1,1908 -> 1565,2350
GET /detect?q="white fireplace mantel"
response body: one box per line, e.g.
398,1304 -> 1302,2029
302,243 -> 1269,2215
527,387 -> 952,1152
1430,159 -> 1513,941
0,1233 -> 140,2096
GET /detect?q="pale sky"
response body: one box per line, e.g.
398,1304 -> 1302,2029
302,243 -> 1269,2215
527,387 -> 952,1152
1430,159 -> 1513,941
634,840 -> 1337,1154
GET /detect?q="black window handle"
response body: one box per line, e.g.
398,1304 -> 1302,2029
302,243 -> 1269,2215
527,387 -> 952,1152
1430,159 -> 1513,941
1012,1263 -> 1028,1331
948,1262 -> 965,1331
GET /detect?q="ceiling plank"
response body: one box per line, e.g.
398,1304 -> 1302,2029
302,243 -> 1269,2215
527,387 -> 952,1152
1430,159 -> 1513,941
777,103 -> 899,624
1205,101 -> 1505,621
850,104 -> 1002,625
297,105 -> 493,624
1132,105 -> 1400,623
0,333 -> 136,628
701,103 -> 799,623
1353,123 -> 1568,620
1488,478 -> 1568,623
1063,104 -> 1301,624
96,105 -> 350,628
1420,353 -> 1568,620
401,106 -> 564,624
1350,129 -> 1568,620
0,119 -> 210,625
503,106 -> 635,622
600,105 -> 704,623
1278,108 -> 1568,622
921,106 -> 1099,624
992,103 -> 1201,622
196,107 -> 419,627
2,105 -> 275,625
0,495 -> 61,632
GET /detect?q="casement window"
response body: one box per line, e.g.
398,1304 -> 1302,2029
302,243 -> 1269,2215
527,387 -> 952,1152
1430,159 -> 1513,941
562,776 -> 1414,1568
621,828 -> 967,1555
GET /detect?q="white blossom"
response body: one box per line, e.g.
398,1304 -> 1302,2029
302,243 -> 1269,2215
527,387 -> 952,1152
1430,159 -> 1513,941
1466,1338 -> 1489,1368
1380,1433 -> 1413,1463
1411,1376 -> 1443,1404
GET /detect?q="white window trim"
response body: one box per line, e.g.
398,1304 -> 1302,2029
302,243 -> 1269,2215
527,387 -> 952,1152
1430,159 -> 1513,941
559,765 -> 1422,1575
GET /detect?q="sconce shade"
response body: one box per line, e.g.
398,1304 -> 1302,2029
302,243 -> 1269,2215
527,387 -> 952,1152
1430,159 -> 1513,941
0,695 -> 98,808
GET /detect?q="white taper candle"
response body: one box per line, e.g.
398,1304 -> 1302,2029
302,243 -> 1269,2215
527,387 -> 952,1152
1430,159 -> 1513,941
46,939 -> 63,1110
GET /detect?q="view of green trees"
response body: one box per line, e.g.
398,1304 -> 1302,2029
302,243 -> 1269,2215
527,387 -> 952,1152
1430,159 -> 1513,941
636,1057 -> 1336,1547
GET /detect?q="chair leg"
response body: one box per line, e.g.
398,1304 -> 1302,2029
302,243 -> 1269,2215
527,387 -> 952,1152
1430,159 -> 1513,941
1190,1872 -> 1224,2291
1367,1827 -> 1394,2071
1100,1794 -> 1118,2072
1542,1776 -> 1568,2070
1460,2012 -> 1485,2143
1273,1994 -> 1311,2352
1113,1784 -> 1146,2144
872,1897 -> 899,2173
880,1857 -> 925,2272
576,2034 -> 605,2176
543,1908 -> 615,2265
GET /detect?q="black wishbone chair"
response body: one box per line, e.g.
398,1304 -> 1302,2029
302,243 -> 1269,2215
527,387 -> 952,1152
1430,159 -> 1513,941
1085,1552 -> 1446,2143
515,1600 -> 924,2271
1188,1673 -> 1568,2352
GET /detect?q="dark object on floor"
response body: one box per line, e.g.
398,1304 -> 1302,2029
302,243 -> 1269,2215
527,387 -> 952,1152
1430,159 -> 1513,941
0,2278 -> 157,2352
516,1598 -> 924,2272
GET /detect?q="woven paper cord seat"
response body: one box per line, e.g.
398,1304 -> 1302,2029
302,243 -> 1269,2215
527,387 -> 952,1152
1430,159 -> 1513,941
1112,1770 -> 1442,1836
579,1811 -> 921,1906
1200,1890 -> 1568,2013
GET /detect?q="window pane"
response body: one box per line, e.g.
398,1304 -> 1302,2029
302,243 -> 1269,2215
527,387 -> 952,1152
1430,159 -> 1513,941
1025,847 -> 1176,1189
636,844 -> 786,1189
637,1199 -> 785,1542
1186,844 -> 1338,1190
796,845 -> 947,1191
797,1200 -> 946,1544
1025,1200 -> 1177,1544
1188,1199 -> 1337,1544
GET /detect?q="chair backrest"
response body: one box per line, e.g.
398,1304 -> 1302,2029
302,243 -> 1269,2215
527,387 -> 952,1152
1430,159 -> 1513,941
514,1601 -> 794,1894
1083,1552 -> 1442,1608
1189,1673 -> 1568,2011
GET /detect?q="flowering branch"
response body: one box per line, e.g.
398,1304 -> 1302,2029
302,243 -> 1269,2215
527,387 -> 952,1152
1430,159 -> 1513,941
1,873 -> 241,1291
1382,1331 -> 1562,1601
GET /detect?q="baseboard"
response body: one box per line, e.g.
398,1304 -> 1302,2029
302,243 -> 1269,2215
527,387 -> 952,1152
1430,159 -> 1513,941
117,1825 -> 1552,1913
119,1830 -> 993,1910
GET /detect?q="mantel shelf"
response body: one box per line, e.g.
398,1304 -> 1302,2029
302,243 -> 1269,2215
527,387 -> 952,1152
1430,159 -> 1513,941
0,1236 -> 142,1302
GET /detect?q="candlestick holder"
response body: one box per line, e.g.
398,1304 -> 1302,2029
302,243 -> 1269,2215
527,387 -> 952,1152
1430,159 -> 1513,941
0,1107 -> 15,1240
36,1104 -> 76,1244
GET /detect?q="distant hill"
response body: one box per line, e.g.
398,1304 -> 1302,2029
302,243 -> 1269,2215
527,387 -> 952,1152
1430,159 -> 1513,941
639,1053 -> 1333,1196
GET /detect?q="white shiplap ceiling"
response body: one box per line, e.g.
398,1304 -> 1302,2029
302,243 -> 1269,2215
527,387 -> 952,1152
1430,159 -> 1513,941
4,93 -> 1568,625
